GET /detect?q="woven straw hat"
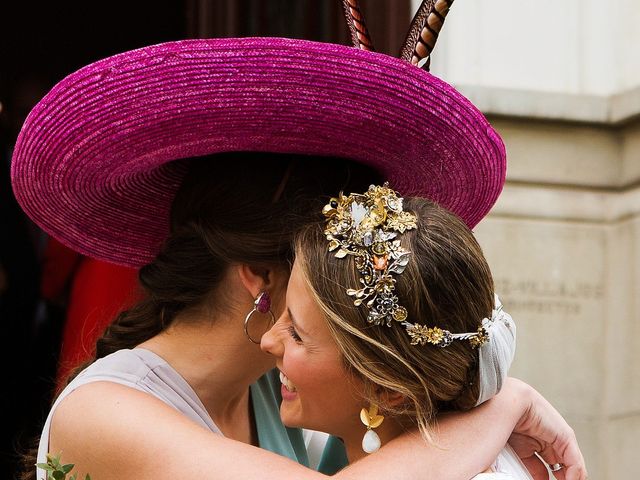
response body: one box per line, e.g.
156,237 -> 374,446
11,1 -> 506,268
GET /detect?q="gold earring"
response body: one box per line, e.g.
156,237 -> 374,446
360,403 -> 384,454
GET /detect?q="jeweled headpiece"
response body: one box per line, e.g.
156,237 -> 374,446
322,184 -> 489,348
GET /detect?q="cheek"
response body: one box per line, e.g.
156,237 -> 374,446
286,350 -> 362,420
280,345 -> 310,380
321,365 -> 364,408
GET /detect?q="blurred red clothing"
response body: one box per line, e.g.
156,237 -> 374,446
41,238 -> 139,385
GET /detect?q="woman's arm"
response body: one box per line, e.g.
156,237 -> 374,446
339,376 -> 530,479
50,378 -> 585,480
50,382 -> 327,480
341,377 -> 587,480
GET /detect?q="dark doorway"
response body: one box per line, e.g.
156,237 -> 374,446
0,2 -> 410,478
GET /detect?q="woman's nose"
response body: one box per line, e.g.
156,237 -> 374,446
260,318 -> 283,357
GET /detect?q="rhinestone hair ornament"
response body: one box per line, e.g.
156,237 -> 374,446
322,184 -> 489,349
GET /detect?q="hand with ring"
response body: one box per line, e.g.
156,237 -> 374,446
505,378 -> 588,480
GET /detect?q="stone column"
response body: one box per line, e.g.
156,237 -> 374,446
472,115 -> 640,479
407,0 -> 640,476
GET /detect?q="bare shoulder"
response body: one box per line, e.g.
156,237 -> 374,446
49,381 -> 325,480
50,381 -> 211,479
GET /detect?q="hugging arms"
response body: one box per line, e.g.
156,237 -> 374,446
49,374 -> 581,479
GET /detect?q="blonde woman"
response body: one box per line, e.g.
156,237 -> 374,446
12,2 -> 586,477
262,185 -> 581,479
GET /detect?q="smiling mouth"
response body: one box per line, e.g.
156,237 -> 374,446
279,370 -> 297,393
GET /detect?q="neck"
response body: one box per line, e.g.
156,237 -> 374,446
137,307 -> 273,442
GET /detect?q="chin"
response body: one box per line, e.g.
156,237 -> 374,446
280,401 -> 317,430
280,411 -> 331,435
279,410 -> 303,428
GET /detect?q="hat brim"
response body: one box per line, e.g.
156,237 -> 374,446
11,38 -> 505,268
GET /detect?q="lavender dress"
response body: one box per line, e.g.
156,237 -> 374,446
36,348 -> 339,479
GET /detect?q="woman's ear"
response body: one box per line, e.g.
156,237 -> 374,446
376,388 -> 407,410
235,264 -> 288,299
236,264 -> 269,299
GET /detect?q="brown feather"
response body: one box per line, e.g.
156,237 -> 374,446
341,0 -> 375,51
399,0 -> 454,71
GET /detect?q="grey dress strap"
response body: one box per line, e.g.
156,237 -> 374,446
37,349 -> 221,480
36,348 -> 346,480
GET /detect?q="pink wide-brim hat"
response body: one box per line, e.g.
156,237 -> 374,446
11,37 -> 506,268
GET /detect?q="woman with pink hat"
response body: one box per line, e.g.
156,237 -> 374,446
12,2 -> 586,479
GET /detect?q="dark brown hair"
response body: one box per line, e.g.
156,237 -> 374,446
20,151 -> 380,480
295,197 -> 494,441
94,152 -> 380,364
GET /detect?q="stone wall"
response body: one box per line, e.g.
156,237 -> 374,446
473,116 -> 640,479
421,0 -> 640,96
407,0 -> 640,476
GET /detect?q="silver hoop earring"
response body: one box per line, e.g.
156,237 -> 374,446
244,291 -> 275,344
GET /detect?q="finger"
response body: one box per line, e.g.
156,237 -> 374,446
549,464 -> 566,480
520,455 -> 548,480
536,444 -> 561,468
540,429 -> 587,480
508,432 -> 543,459
558,435 -> 587,480
564,464 -> 588,480
529,450 -> 564,480
538,447 -> 587,480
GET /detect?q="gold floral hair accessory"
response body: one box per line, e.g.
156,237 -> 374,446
322,184 -> 490,349
323,184 -> 416,327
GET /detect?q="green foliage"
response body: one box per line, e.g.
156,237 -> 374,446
36,453 -> 91,480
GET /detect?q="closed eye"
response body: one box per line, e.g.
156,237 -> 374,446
287,325 -> 303,343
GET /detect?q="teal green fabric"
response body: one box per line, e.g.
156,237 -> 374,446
251,369 -> 349,473
317,436 -> 349,474
251,369 -> 310,466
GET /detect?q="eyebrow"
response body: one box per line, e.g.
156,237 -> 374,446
287,307 -> 309,336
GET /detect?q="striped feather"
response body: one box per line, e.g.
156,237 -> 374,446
341,0 -> 375,51
399,0 -> 454,71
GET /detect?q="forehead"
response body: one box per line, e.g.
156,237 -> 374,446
288,259 -> 331,338
288,259 -> 316,313
288,258 -> 306,294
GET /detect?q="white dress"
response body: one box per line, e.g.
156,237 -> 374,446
473,444 -> 534,479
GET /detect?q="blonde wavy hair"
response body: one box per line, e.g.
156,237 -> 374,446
294,197 -> 495,442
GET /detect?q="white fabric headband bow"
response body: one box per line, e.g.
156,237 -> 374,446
475,295 -> 516,406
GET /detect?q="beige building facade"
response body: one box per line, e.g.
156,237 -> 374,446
476,114 -> 639,479
414,0 -> 640,477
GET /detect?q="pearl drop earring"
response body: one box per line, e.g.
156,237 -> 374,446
360,404 -> 384,454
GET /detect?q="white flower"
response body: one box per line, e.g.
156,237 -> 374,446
350,202 -> 368,227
